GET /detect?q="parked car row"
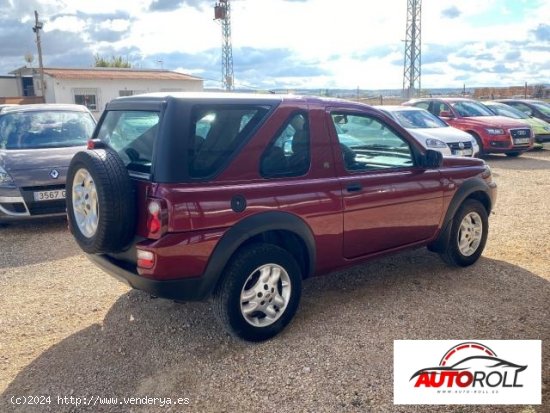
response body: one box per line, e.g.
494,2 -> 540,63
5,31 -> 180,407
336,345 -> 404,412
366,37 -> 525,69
0,97 -> 548,224
403,98 -> 536,157
484,101 -> 550,144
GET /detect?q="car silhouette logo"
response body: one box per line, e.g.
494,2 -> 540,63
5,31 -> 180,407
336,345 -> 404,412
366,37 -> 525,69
50,169 -> 60,179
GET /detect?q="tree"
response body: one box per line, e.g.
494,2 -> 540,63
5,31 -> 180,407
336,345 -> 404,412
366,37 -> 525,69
532,84 -> 547,99
94,54 -> 131,68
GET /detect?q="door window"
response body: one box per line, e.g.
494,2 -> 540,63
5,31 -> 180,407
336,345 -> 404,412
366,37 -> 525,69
331,113 -> 414,171
431,102 -> 452,117
510,102 -> 533,116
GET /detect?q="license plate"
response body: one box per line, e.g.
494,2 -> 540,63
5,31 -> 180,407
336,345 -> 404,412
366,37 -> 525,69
514,138 -> 530,145
33,189 -> 66,201
453,149 -> 473,156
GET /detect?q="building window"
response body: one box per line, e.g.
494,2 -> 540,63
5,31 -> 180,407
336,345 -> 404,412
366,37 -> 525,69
73,88 -> 98,110
119,90 -> 146,97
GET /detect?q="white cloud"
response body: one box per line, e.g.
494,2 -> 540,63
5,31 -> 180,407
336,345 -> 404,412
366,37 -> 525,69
46,15 -> 86,32
97,19 -> 130,32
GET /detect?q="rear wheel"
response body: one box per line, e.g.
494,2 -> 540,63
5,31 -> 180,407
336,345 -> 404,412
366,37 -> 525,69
505,152 -> 521,157
439,199 -> 488,267
213,243 -> 302,341
66,149 -> 136,254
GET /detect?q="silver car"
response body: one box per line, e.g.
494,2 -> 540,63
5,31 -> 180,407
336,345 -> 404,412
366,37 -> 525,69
376,105 -> 480,157
0,104 -> 96,222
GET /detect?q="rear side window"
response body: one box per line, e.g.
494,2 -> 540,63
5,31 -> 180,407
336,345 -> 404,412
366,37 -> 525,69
97,111 -> 159,174
260,113 -> 310,178
189,106 -> 270,178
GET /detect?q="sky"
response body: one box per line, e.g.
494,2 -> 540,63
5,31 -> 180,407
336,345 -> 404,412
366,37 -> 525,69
0,0 -> 548,91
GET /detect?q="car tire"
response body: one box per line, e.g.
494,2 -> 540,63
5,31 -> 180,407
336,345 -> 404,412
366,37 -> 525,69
468,132 -> 485,157
439,199 -> 488,267
505,152 -> 521,157
66,149 -> 136,254
213,243 -> 302,342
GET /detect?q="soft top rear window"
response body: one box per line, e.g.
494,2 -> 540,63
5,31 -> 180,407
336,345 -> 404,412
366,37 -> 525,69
97,110 -> 159,174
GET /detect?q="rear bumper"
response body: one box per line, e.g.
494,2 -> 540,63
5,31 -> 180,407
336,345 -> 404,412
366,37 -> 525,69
88,254 -> 211,301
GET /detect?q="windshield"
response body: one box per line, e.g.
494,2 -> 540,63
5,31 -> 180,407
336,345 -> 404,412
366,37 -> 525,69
450,101 -> 495,117
532,102 -> 550,116
0,110 -> 95,150
97,111 -> 160,174
486,103 -> 528,119
390,109 -> 448,129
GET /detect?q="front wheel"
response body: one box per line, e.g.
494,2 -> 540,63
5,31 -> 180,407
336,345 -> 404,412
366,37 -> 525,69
439,199 -> 488,267
468,132 -> 485,157
213,243 -> 302,341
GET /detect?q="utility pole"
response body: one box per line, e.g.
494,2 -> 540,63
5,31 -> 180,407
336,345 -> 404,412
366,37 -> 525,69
214,0 -> 234,90
402,0 -> 422,99
33,10 -> 46,99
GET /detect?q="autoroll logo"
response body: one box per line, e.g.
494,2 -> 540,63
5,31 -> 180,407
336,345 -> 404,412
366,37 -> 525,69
411,342 -> 526,390
394,340 -> 541,405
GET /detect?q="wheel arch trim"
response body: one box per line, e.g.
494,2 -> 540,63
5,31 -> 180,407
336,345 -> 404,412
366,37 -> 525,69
428,177 -> 493,253
202,211 -> 316,297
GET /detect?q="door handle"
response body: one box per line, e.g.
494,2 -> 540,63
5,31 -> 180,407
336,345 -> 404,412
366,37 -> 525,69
346,182 -> 362,192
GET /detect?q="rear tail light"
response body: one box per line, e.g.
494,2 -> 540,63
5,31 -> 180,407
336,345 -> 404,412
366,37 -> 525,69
146,198 -> 168,239
87,139 -> 107,149
137,249 -> 155,269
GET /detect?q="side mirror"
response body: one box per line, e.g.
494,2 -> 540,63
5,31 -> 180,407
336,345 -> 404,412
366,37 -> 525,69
424,149 -> 443,168
439,110 -> 454,118
334,114 -> 348,125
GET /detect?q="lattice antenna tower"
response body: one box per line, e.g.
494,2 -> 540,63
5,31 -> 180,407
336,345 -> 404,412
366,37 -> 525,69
214,0 -> 234,90
402,0 -> 422,98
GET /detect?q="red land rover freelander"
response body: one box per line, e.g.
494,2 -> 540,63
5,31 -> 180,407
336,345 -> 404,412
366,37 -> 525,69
66,93 -> 497,341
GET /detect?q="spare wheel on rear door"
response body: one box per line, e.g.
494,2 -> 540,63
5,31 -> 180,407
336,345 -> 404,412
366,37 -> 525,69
66,148 -> 136,254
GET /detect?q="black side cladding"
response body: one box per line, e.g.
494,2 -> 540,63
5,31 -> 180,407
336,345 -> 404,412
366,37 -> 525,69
66,149 -> 136,254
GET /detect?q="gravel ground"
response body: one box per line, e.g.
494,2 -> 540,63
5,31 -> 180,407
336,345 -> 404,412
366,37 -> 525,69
1,149 -> 549,413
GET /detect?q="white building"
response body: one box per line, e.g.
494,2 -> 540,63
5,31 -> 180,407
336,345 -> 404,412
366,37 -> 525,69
9,67 -> 203,117
0,75 -> 19,97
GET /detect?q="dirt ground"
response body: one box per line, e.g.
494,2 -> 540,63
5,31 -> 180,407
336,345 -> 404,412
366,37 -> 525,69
1,149 -> 549,412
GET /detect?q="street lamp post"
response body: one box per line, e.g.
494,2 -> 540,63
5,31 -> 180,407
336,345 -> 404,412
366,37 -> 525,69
33,10 -> 46,99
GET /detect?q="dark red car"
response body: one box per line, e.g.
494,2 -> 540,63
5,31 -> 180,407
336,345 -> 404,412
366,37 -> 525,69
66,93 -> 497,341
404,98 -> 534,157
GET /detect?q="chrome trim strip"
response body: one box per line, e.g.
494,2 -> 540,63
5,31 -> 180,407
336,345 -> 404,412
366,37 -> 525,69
0,195 -> 30,216
0,196 -> 25,202
128,170 -> 151,180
